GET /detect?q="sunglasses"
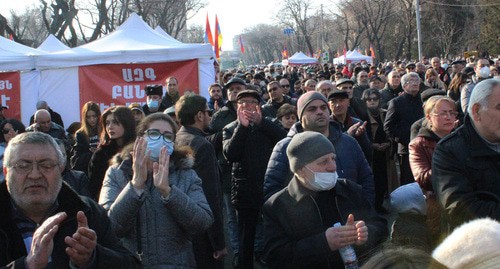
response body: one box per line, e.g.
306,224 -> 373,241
2,128 -> 15,135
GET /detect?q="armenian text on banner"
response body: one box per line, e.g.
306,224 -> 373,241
0,72 -> 21,120
78,60 -> 199,111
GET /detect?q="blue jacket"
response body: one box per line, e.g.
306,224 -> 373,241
263,121 -> 375,204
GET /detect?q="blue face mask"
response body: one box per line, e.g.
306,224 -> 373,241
146,137 -> 174,161
147,100 -> 159,111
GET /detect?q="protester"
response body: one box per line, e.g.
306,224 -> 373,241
26,109 -> 67,140
0,132 -> 141,268
461,58 -> 491,112
71,101 -> 101,175
223,90 -> 286,268
29,100 -> 65,128
99,113 -> 213,268
264,91 -> 375,205
128,103 -> 145,125
142,85 -> 167,115
175,94 -> 227,268
88,106 -> 136,200
161,76 -> 180,109
263,131 -> 387,268
55,138 -> 91,197
208,83 -> 226,112
432,79 -> 500,229
384,72 -> 424,186
0,119 -> 26,181
276,103 -> 298,131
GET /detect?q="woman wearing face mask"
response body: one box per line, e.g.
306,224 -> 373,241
0,119 -> 25,181
88,106 -> 136,200
99,113 -> 213,269
71,101 -> 102,175
263,131 -> 388,268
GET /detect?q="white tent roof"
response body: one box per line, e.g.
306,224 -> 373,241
36,13 -> 213,68
284,51 -> 318,65
37,34 -> 70,52
0,36 -> 41,71
333,50 -> 372,64
154,26 -> 182,44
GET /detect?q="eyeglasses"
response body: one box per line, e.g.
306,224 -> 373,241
431,111 -> 459,118
340,86 -> 353,90
11,160 -> 59,174
281,84 -> 290,88
204,109 -> 213,117
2,128 -> 16,135
405,80 -> 420,85
237,100 -> 259,105
268,87 -> 279,92
145,129 -> 174,142
366,98 -> 379,102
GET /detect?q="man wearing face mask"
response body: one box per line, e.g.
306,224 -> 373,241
461,58 -> 492,112
175,94 -> 227,269
263,131 -> 387,268
142,85 -> 167,115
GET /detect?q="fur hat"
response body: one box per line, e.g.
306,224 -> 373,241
286,131 -> 335,173
296,91 -> 328,121
145,85 -> 163,96
432,218 -> 500,269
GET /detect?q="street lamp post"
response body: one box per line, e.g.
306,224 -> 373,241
415,0 -> 423,61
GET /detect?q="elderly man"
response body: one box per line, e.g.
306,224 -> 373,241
29,101 -> 64,128
264,91 -> 374,204
433,79 -> 500,229
384,72 -> 424,186
336,78 -> 365,119
369,76 -> 384,90
142,85 -> 167,115
380,71 -> 403,109
263,131 -> 387,268
26,109 -> 66,140
431,57 -> 450,85
303,79 -> 317,93
315,80 -> 334,98
0,132 -> 140,268
353,70 -> 370,100
161,76 -> 180,109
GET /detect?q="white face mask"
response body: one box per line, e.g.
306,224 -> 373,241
479,66 -> 490,78
305,166 -> 338,191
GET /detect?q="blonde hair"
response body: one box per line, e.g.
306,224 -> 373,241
424,96 -> 456,116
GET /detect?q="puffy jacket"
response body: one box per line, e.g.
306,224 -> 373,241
99,149 -> 213,268
432,115 -> 500,229
263,121 -> 375,204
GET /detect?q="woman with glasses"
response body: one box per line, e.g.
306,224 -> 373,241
99,113 -> 213,269
0,119 -> 26,181
409,96 -> 458,247
88,106 -> 136,200
71,101 -> 102,175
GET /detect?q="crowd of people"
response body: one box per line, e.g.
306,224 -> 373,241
0,56 -> 499,269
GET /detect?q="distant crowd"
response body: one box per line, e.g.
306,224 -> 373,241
0,56 -> 499,269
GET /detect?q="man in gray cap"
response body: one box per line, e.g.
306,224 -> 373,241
264,91 -> 375,204
263,131 -> 387,268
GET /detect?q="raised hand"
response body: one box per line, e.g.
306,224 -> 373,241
153,146 -> 171,198
64,211 -> 97,267
237,105 -> 250,127
131,137 -> 149,190
26,212 -> 67,269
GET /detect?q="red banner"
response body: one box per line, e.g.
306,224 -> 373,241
78,60 -> 199,111
0,72 -> 21,120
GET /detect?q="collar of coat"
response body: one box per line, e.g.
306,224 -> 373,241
287,176 -> 350,202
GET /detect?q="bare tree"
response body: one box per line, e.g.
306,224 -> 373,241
279,0 -> 317,55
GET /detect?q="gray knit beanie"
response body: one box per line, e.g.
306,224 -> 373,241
296,91 -> 329,121
287,131 -> 335,173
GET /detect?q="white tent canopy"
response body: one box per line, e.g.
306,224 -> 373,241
154,26 -> 183,44
282,51 -> 318,66
0,36 -> 42,71
37,34 -> 70,52
36,13 -> 214,68
333,50 -> 373,65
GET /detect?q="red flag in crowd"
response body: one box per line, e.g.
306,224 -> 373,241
370,44 -> 376,58
282,45 -> 289,59
204,13 -> 214,46
239,35 -> 245,53
214,15 -> 223,60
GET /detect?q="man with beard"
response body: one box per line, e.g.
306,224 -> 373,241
264,91 -> 374,205
161,76 -> 180,109
176,94 -> 227,268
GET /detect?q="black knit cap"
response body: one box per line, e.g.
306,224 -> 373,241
145,85 -> 163,96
